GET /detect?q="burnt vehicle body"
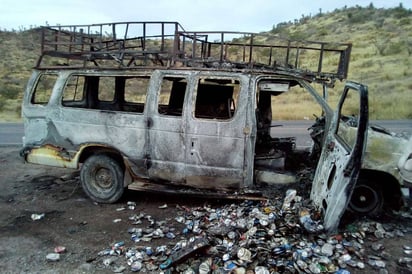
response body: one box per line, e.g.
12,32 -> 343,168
20,22 -> 409,232
399,137 -> 412,188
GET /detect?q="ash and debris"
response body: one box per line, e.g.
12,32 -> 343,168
90,189 -> 412,273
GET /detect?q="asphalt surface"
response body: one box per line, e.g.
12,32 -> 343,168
0,122 -> 24,145
0,120 -> 411,146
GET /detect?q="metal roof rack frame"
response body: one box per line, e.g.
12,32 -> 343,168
36,21 -> 352,85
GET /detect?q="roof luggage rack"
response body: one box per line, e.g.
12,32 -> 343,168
37,21 -> 352,84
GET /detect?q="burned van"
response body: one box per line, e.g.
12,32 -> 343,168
21,22 -> 410,232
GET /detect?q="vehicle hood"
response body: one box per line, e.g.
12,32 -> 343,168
362,123 -> 409,177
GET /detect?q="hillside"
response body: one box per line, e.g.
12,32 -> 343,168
0,4 -> 411,120
264,4 -> 412,119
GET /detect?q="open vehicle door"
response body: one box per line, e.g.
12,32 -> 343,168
311,81 -> 368,233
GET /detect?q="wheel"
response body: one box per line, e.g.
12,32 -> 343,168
80,154 -> 124,203
348,179 -> 383,216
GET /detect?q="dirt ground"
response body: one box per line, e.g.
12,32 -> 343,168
1,145 -> 412,274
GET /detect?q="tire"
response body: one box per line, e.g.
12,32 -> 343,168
348,179 -> 383,216
80,154 -> 124,203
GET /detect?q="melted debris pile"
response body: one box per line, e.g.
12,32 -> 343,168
94,190 -> 412,273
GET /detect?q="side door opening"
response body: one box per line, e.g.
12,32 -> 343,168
254,79 -> 325,185
311,81 -> 368,232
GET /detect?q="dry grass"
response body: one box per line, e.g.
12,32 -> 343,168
1,5 -> 411,121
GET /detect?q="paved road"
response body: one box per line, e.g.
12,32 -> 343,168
0,120 -> 411,146
0,123 -> 24,146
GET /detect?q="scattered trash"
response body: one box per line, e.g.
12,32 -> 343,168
113,265 -> 126,273
127,201 -> 136,210
130,260 -> 142,272
54,246 -> 66,254
299,207 -> 323,233
371,243 -> 384,251
113,219 -> 122,223
31,213 -> 45,221
398,256 -> 412,268
103,257 -> 117,266
161,238 -> 209,269
237,247 -> 252,262
158,204 -> 168,209
403,244 -> 412,255
46,253 -> 60,262
93,190 -> 412,273
282,189 -> 297,210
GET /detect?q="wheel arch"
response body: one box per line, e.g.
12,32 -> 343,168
79,145 -> 124,167
77,144 -> 133,186
358,168 -> 404,211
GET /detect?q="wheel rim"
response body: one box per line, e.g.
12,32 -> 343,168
349,184 -> 379,214
94,167 -> 113,189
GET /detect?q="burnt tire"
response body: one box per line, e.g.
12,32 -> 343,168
80,154 -> 124,203
348,179 -> 383,216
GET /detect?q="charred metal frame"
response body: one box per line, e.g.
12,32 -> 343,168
37,21 -> 351,85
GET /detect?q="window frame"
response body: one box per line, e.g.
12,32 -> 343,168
193,77 -> 241,121
30,73 -> 58,105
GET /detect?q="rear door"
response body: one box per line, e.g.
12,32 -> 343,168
311,81 -> 368,232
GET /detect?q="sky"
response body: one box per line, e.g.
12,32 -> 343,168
0,0 -> 410,32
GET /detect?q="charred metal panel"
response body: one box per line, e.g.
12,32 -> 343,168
146,70 -> 191,182
22,70 -> 151,178
362,129 -> 406,177
311,82 -> 368,233
54,107 -> 147,157
242,78 -> 258,188
310,138 -> 354,230
341,125 -> 408,179
399,137 -> 412,185
51,71 -> 149,178
184,73 -> 250,188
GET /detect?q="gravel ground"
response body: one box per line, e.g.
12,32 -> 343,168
1,146 -> 412,274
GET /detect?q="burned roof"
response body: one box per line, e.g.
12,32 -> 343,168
36,21 -> 351,85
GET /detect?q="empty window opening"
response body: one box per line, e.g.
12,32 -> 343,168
31,74 -> 58,105
123,76 -> 150,113
158,77 -> 187,116
61,75 -> 150,113
336,88 -> 361,149
194,78 -> 239,120
62,75 -> 86,107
